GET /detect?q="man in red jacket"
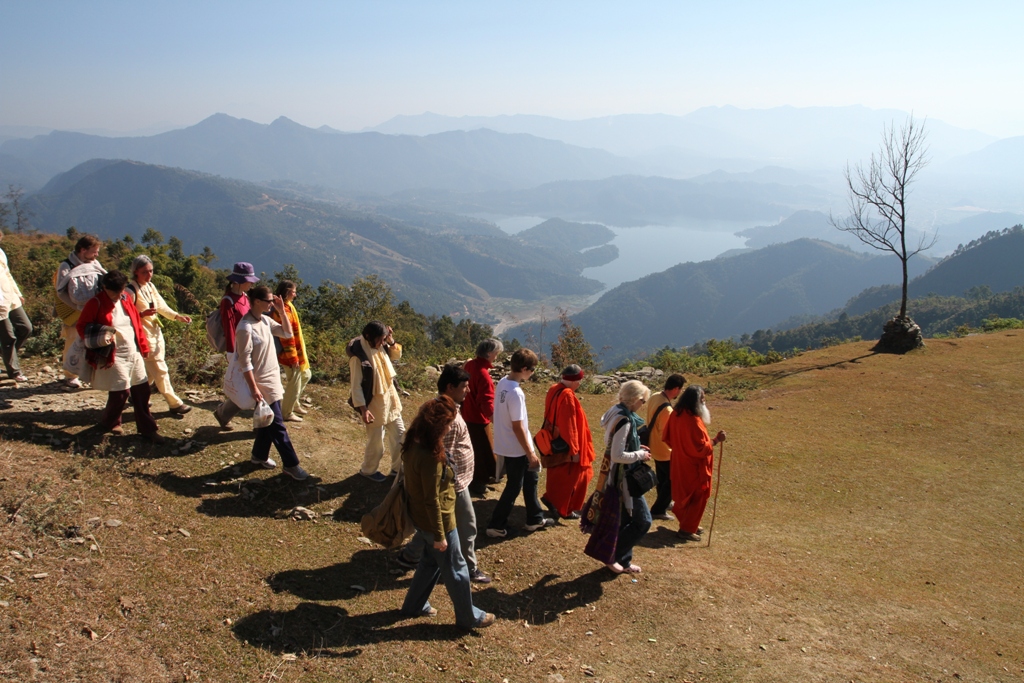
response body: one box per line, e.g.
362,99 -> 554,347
540,364 -> 596,520
462,339 -> 503,497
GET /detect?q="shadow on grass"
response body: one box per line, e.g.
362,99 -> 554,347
232,601 -> 469,657
269,549 -> 404,601
239,568 -> 615,655
755,352 -> 878,386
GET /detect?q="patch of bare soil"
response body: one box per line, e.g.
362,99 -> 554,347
1,334 -> 1022,682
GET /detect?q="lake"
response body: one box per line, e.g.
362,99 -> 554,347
490,215 -> 756,294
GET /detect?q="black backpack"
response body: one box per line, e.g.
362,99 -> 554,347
637,399 -> 671,447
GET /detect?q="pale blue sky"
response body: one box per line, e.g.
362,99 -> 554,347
2,1 -> 1022,137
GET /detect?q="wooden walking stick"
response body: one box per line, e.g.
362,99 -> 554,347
705,441 -> 724,548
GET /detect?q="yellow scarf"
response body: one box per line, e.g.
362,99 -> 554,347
361,337 -> 397,398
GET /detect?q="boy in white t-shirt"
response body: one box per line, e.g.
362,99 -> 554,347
485,348 -> 555,538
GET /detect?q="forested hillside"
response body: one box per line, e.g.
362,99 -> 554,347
26,160 -> 606,318
559,239 -> 933,364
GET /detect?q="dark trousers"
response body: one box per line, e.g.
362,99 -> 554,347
101,382 -> 158,436
488,455 -> 543,530
252,400 -> 299,467
616,495 -> 652,567
0,306 -> 32,378
650,459 -> 673,516
467,422 -> 495,494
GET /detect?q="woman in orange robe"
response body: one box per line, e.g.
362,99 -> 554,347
541,365 -> 596,519
662,385 -> 726,541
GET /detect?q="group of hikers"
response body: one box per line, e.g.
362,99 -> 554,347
2,232 -> 727,632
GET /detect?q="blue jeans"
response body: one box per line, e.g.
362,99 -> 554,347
400,527 -> 486,629
487,455 -> 544,530
616,494 -> 652,567
252,400 -> 300,468
402,488 -> 479,572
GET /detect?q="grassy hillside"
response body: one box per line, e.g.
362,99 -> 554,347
2,332 -> 1021,681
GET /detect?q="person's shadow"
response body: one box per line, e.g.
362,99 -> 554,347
236,566 -> 615,656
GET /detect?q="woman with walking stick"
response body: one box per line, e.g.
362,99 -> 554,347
662,386 -> 726,542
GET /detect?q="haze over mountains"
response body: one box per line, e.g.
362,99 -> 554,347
5,104 -> 1023,362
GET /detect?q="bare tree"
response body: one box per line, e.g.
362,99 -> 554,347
5,185 -> 32,234
831,116 -> 934,321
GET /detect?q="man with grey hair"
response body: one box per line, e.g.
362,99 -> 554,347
462,338 -> 504,497
127,254 -> 194,414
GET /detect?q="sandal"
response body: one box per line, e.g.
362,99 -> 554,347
605,562 -> 624,574
622,564 -> 642,574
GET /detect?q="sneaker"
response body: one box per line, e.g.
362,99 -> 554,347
251,457 -> 278,469
13,374 -> 28,383
170,404 -> 193,415
469,568 -> 492,584
485,527 -> 507,539
294,405 -> 309,415
65,378 -> 83,389
475,613 -> 496,629
652,513 -> 673,520
523,518 -> 555,532
361,471 -> 388,483
539,496 -> 560,519
394,554 -> 418,571
284,414 -> 303,423
566,511 -> 582,520
283,465 -> 309,481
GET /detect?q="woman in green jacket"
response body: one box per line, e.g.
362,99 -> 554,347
400,395 -> 495,630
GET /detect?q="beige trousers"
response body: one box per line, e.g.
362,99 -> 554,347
144,332 -> 183,409
282,365 -> 311,417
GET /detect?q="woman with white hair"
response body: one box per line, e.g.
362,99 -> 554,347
128,255 -> 193,415
594,379 -> 653,574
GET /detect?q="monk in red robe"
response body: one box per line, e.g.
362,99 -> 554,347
662,385 -> 726,542
540,365 -> 595,519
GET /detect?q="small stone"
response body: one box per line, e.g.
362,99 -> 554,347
178,528 -> 191,538
31,573 -> 49,580
105,519 -> 122,527
356,536 -> 372,545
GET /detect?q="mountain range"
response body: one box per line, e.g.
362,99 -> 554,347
25,159 -> 610,318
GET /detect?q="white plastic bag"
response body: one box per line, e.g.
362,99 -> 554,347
253,400 -> 274,430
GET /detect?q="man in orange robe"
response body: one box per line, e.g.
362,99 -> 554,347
662,385 -> 726,542
540,365 -> 596,519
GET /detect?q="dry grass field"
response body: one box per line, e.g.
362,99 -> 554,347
1,332 -> 1022,682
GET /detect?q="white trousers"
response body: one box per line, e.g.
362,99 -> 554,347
361,415 -> 405,476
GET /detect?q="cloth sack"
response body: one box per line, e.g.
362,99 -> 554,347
252,400 -> 274,430
583,484 -> 622,565
360,472 -> 416,549
62,337 -> 94,384
222,355 -> 257,411
625,460 -> 658,497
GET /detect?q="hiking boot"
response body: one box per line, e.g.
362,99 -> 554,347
469,568 -> 492,584
251,457 -> 278,469
475,613 -> 496,629
283,465 -> 309,481
485,527 -> 507,539
524,518 -> 555,532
